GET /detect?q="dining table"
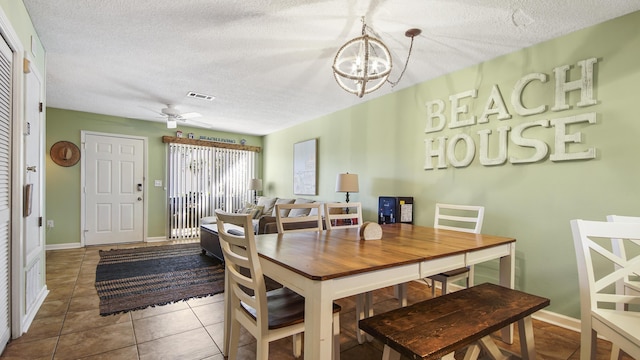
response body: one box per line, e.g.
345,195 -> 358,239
222,223 -> 516,360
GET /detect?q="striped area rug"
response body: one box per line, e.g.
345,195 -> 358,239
95,243 -> 224,316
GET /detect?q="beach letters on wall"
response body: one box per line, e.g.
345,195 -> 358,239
424,58 -> 598,170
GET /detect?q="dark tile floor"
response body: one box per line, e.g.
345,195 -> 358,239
0,240 -> 629,359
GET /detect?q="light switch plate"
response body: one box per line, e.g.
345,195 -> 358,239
154,180 -> 162,187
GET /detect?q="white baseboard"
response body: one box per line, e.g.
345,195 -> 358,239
45,242 -> 82,251
146,236 -> 169,242
532,309 -> 581,333
46,236 -> 170,250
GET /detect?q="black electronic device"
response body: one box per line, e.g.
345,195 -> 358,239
378,196 -> 413,224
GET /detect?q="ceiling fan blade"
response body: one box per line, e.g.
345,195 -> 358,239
184,118 -> 213,128
180,112 -> 201,119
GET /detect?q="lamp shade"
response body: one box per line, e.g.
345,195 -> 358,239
248,178 -> 263,191
335,173 -> 359,193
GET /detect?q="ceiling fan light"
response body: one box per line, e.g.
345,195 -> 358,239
167,119 -> 177,129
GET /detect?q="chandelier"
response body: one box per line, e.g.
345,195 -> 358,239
332,17 -> 421,98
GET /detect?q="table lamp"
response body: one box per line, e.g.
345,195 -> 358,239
248,178 -> 263,204
335,173 -> 359,203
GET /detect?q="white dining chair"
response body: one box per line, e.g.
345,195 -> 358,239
428,203 -> 485,297
215,209 -> 341,360
570,219 -> 640,360
324,202 -> 363,230
275,202 -> 323,233
606,215 -> 640,359
606,215 -> 640,303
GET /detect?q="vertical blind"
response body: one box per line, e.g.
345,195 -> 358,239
167,143 -> 256,239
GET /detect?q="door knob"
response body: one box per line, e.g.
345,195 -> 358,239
137,197 -> 143,201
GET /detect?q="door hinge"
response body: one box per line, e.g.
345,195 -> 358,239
39,102 -> 43,112
38,216 -> 43,227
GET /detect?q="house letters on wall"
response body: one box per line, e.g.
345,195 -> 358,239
423,57 -> 598,170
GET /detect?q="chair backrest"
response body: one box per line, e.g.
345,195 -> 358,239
324,202 -> 363,230
434,203 -> 485,234
607,215 -> 640,261
275,202 -> 323,233
606,215 -> 640,296
215,209 -> 269,333
570,219 -> 640,314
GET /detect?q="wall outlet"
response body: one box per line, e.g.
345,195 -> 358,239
46,220 -> 54,228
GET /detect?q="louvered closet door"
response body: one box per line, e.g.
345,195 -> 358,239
0,35 -> 13,350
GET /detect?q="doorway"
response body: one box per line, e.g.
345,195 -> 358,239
82,132 -> 147,246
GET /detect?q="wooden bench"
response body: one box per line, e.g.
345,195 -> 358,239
358,283 -> 550,360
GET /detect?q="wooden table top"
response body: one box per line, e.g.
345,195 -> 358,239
255,223 -> 516,281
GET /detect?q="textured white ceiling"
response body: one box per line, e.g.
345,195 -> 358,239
22,0 -> 640,135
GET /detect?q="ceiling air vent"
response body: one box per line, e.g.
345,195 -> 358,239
187,91 -> 215,101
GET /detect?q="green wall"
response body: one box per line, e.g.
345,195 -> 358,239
45,109 -> 262,245
263,12 -> 640,319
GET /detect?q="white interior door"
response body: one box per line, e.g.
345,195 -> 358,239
83,133 -> 146,246
22,55 -> 47,331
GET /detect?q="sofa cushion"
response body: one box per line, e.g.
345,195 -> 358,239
272,198 -> 295,216
256,196 -> 277,216
239,203 -> 264,219
288,198 -> 316,217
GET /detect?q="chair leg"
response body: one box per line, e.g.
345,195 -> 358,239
292,333 -> 302,358
256,339 -> 270,360
366,291 -> 374,316
356,293 -> 367,344
228,317 -> 241,360
395,283 -> 407,307
442,279 -> 448,295
580,326 -> 597,360
431,279 -> 438,297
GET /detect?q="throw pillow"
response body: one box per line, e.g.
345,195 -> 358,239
288,198 -> 316,217
240,203 -> 264,219
272,198 -> 295,217
257,196 -> 277,216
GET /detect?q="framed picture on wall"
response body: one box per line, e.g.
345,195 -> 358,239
293,138 -> 317,195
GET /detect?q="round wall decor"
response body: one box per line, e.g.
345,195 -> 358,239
50,141 -> 80,167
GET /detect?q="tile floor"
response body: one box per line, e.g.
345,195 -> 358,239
0,239 -> 630,360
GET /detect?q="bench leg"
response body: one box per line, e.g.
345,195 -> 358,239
382,345 -> 401,360
463,344 -> 482,360
478,336 -> 509,360
518,316 -> 536,360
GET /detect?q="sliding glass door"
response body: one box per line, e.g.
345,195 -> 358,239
167,143 -> 256,239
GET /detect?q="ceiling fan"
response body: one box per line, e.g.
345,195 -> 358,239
159,104 -> 210,129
